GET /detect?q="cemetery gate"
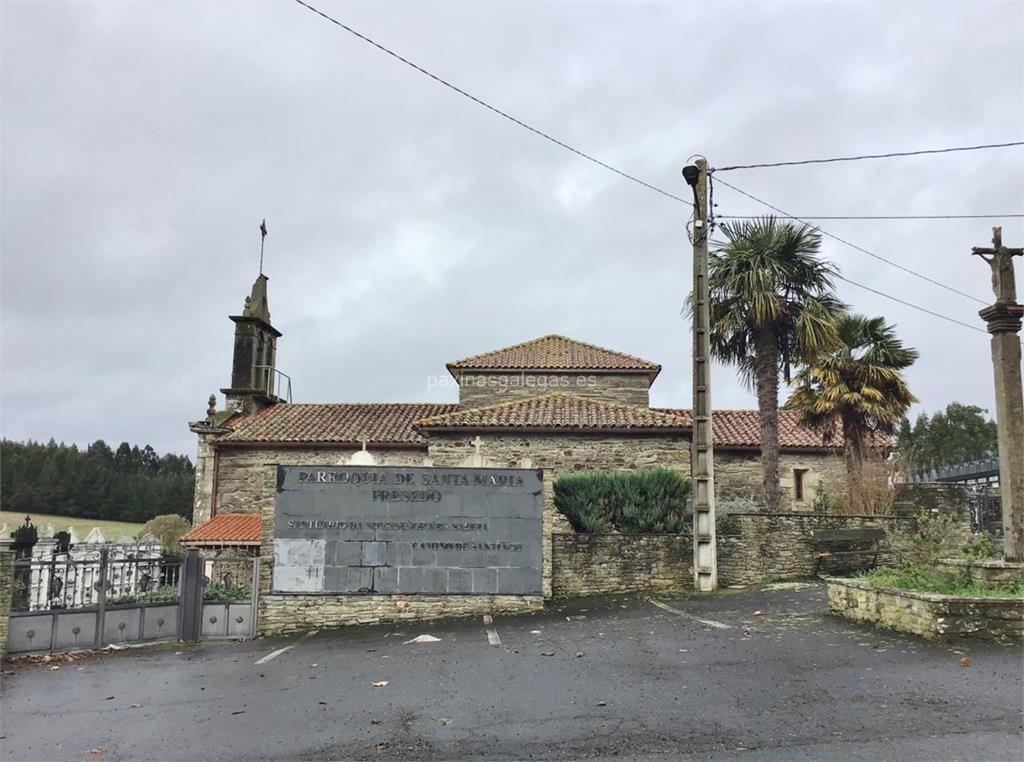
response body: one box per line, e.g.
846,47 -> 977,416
5,549 -> 259,654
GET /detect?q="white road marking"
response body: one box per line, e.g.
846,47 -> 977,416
255,645 -> 294,664
483,615 -> 501,646
648,599 -> 732,630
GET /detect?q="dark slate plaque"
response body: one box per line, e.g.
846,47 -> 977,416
273,465 -> 543,595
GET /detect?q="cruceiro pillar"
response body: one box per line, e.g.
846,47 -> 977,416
973,227 -> 1024,562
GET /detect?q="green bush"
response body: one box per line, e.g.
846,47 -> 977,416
554,469 -> 691,534
961,533 -> 1000,562
886,511 -> 962,568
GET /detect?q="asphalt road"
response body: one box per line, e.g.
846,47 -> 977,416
1,583 -> 1021,761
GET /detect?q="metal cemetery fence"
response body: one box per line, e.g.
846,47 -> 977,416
8,548 -> 182,653
6,549 -> 259,654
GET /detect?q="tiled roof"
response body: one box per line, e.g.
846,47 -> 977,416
417,393 -> 689,432
656,408 -> 887,450
181,514 -> 261,546
447,335 -> 661,379
216,403 -> 458,446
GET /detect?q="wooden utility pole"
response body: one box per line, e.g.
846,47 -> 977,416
684,158 -> 718,591
972,226 -> 1024,562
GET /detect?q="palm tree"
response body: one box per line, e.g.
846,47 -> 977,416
787,314 -> 919,514
707,216 -> 845,512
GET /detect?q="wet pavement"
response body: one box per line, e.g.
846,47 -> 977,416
1,583 -> 1021,760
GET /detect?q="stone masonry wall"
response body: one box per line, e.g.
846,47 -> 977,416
260,594 -> 542,635
716,451 -> 847,511
457,372 -> 650,409
0,550 -> 12,655
427,432 -> 692,598
718,512 -> 921,586
551,534 -> 692,597
827,576 -> 1023,642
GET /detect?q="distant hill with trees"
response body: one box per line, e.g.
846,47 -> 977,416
0,439 -> 194,524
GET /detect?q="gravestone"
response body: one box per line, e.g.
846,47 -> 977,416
274,465 -> 543,595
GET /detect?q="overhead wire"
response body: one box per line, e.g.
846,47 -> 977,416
294,0 -> 1004,337
717,214 -> 1024,221
293,0 -> 691,204
711,176 -> 990,306
713,141 -> 1024,172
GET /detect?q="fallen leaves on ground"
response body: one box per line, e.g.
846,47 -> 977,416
87,748 -> 104,755
541,652 -> 555,657
372,680 -> 389,688
130,704 -> 141,709
960,657 -> 971,667
375,742 -> 391,752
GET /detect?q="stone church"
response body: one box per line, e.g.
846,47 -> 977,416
184,275 -> 849,606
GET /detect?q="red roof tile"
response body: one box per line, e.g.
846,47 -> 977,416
656,408 -> 887,450
181,514 -> 261,545
447,335 -> 660,379
216,403 -> 458,446
417,393 -> 689,432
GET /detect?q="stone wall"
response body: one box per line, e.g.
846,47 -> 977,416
716,451 -> 848,511
826,576 -> 1023,642
717,512 -> 920,586
892,482 -> 972,519
260,594 -> 542,636
0,550 -> 12,655
456,372 -> 650,409
551,534 -> 691,597
427,432 -> 691,597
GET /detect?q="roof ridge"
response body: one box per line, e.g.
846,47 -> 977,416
416,392 -> 692,429
446,334 -> 660,371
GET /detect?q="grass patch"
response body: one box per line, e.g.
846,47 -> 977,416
859,566 -> 1024,598
0,511 -> 145,541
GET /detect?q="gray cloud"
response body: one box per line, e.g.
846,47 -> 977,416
2,0 -> 1022,456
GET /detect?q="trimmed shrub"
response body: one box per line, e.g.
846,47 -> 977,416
554,469 -> 692,534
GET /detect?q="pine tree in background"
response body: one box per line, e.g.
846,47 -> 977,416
0,439 -> 194,524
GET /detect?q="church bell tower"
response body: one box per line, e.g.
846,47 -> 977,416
221,274 -> 284,415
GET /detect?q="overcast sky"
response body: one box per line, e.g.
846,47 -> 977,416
2,0 -> 1022,458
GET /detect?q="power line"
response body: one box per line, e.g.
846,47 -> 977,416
834,275 -> 987,335
718,213 -> 1024,221
713,141 -> 1024,172
293,0 -> 689,205
295,0 -> 997,339
712,176 -> 990,306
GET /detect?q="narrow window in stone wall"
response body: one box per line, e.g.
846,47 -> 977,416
793,468 -> 808,503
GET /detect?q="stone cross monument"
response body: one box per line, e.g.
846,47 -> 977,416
972,227 -> 1024,562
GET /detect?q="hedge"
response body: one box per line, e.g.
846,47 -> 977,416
553,468 -> 692,534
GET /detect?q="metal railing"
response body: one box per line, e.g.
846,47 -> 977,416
11,551 -> 183,613
253,365 -> 292,402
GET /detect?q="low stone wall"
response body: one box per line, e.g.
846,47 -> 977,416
718,513 -> 918,586
826,576 -> 1023,642
0,550 -> 12,655
937,558 -> 1024,589
259,594 -> 542,636
551,534 -> 691,597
